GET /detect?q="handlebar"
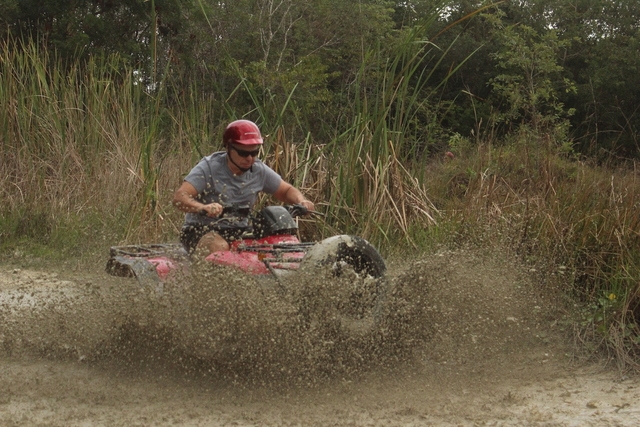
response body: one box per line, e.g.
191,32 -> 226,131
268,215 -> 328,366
199,203 -> 322,219
285,204 -> 324,218
221,205 -> 251,217
198,204 -> 251,218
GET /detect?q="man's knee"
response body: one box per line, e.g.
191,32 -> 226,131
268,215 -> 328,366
197,232 -> 230,253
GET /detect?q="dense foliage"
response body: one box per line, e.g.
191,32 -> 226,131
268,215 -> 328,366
1,0 -> 638,158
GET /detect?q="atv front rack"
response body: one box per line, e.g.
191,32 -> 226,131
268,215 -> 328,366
235,242 -> 316,253
235,242 -> 317,272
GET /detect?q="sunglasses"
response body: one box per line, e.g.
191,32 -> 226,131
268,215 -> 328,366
230,145 -> 260,158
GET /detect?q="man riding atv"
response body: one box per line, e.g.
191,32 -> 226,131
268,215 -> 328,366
109,121 -> 384,334
172,119 -> 315,255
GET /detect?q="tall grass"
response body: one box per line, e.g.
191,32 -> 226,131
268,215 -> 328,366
0,40 -> 195,255
247,14 -> 465,248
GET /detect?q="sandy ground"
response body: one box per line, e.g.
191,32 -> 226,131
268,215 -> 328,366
1,248 -> 639,426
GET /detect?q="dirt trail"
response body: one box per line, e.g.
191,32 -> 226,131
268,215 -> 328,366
1,249 -> 639,426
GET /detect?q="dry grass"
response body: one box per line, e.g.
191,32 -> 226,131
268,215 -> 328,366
429,140 -> 640,370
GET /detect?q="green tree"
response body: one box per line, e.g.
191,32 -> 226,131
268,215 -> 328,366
489,22 -> 575,139
543,0 -> 640,158
0,0 -> 198,74
188,0 -> 398,135
474,0 -> 640,158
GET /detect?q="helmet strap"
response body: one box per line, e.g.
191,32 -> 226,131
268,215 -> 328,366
226,147 -> 252,174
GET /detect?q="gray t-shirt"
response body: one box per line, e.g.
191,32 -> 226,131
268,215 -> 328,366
183,151 -> 282,228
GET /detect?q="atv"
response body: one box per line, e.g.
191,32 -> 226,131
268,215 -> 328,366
106,204 -> 388,334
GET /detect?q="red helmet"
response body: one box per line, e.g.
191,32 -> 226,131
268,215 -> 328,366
223,119 -> 263,146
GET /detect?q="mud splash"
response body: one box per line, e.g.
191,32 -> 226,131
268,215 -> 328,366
1,259 -> 412,386
1,247 -> 559,386
2,248 -> 640,426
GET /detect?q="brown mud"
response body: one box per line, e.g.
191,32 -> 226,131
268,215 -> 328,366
1,248 -> 639,426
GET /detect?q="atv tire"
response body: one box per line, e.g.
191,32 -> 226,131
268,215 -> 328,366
300,235 -> 386,278
299,235 -> 387,336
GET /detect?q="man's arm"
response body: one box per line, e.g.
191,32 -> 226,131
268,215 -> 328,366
272,181 -> 315,211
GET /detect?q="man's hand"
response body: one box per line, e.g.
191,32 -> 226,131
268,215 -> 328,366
299,199 -> 315,212
201,202 -> 224,217
273,181 -> 315,212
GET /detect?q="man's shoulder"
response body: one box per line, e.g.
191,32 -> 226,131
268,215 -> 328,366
203,151 -> 227,164
191,151 -> 226,172
251,158 -> 272,172
186,151 -> 226,181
